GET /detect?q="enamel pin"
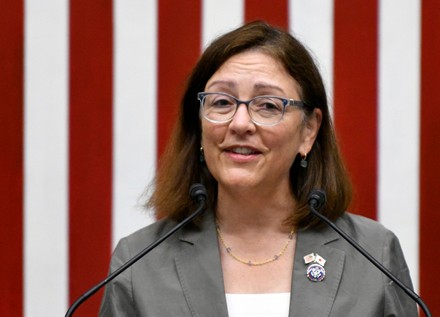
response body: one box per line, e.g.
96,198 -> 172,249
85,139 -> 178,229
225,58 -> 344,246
303,253 -> 326,282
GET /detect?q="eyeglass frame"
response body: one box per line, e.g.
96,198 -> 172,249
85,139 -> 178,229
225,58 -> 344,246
197,91 -> 308,126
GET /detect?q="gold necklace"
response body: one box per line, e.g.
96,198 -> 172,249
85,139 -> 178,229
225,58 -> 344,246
216,225 -> 295,267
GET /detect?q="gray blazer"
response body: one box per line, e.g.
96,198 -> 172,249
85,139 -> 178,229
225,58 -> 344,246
99,211 -> 417,316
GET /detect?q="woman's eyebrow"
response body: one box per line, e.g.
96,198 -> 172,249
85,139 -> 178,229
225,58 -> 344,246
206,81 -> 285,93
253,82 -> 285,94
205,80 -> 236,90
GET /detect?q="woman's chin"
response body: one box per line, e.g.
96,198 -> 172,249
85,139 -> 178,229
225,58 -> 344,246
217,176 -> 261,192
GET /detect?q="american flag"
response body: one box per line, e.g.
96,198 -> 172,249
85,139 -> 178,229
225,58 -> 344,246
1,0 -> 439,316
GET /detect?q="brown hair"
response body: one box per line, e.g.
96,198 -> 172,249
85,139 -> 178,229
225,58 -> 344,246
146,21 -> 352,229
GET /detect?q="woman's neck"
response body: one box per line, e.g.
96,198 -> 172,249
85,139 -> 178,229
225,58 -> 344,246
215,184 -> 296,234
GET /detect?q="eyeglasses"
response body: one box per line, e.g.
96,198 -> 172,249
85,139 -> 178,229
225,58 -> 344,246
197,92 -> 306,126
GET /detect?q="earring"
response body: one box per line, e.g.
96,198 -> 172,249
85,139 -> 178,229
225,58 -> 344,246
200,146 -> 204,163
300,153 -> 308,168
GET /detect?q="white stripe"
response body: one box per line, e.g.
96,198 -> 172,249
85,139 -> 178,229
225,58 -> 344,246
24,0 -> 69,315
289,0 -> 334,112
378,0 -> 421,291
112,0 -> 157,248
202,0 -> 244,49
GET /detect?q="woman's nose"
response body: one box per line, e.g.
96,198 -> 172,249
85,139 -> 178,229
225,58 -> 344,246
228,104 -> 256,134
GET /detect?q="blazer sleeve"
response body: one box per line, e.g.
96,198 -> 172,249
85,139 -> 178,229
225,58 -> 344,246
382,230 -> 418,316
99,238 -> 138,317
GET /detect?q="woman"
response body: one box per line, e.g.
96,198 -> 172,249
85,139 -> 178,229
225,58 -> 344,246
100,21 -> 417,316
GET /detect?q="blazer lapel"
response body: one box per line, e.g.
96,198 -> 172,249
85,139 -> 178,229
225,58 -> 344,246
174,211 -> 229,317
289,225 -> 345,317
173,211 -> 345,317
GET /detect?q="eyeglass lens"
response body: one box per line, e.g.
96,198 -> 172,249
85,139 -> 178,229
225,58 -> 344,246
201,93 -> 285,125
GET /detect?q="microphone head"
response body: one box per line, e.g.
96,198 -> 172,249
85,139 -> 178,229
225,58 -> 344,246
189,183 -> 208,202
308,189 -> 326,211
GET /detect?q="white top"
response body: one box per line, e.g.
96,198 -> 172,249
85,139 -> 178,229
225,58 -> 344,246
225,293 -> 290,317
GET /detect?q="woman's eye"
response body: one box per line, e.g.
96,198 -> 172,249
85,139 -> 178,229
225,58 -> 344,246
254,99 -> 282,112
212,98 -> 233,107
261,102 -> 279,110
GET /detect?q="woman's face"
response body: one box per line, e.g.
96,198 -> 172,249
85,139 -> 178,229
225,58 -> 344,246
201,50 -> 321,194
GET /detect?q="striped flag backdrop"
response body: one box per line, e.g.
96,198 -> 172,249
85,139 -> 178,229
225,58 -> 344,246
1,0 -> 439,316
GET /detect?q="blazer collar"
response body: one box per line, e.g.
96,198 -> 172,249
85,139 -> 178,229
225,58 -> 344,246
175,211 -> 229,317
175,211 -> 345,317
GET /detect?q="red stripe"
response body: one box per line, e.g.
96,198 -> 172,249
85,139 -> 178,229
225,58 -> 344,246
0,2 -> 23,316
157,0 -> 202,159
333,0 -> 378,219
420,1 -> 440,314
69,1 -> 113,314
245,0 -> 289,29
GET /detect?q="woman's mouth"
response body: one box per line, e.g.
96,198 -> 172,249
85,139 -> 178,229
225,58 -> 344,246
227,147 -> 260,156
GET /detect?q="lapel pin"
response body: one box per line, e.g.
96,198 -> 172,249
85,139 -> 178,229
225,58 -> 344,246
303,253 -> 326,282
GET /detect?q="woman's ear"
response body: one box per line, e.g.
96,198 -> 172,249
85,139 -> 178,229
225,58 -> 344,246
301,108 -> 322,154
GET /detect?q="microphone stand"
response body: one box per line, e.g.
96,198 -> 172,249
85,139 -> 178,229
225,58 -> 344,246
309,192 -> 431,317
65,185 -> 207,316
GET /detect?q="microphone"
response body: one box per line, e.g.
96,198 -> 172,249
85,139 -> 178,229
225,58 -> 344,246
308,190 -> 431,317
189,183 -> 208,202
65,183 -> 208,316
